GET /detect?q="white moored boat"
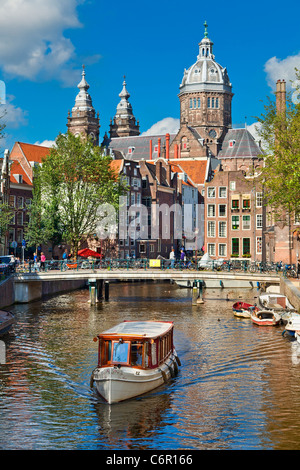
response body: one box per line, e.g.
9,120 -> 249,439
90,321 -> 181,404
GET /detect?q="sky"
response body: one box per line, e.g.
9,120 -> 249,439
0,0 -> 299,155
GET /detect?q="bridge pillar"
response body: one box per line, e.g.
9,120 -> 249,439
192,281 -> 198,305
96,279 -> 103,301
104,281 -> 109,301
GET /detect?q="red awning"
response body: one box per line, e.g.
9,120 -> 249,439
78,248 -> 102,258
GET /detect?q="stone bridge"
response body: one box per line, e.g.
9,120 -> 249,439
13,268 -> 280,303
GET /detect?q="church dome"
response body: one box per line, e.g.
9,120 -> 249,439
179,22 -> 232,95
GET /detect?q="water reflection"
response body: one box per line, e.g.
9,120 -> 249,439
0,282 -> 300,449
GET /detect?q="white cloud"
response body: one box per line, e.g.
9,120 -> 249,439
34,140 -> 56,148
0,0 -> 91,85
142,117 -> 180,136
1,96 -> 28,129
264,53 -> 300,90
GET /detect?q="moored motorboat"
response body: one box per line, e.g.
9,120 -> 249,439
258,293 -> 295,312
251,309 -> 281,326
90,320 -> 181,404
232,301 -> 259,318
0,310 -> 15,336
283,314 -> 300,338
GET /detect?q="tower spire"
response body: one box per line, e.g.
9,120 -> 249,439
204,20 -> 208,38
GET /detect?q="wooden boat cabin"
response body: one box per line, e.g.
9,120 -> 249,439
95,321 -> 174,370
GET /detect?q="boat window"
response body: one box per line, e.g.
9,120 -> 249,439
131,342 -> 143,366
151,342 -> 157,367
112,341 -> 130,364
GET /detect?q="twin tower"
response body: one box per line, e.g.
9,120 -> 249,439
67,23 -> 233,158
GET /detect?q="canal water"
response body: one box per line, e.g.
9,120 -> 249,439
1,281 -> 300,450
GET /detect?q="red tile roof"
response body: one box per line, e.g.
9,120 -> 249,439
17,142 -> 51,163
10,160 -> 32,185
175,160 -> 207,185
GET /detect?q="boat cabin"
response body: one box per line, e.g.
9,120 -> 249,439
95,321 -> 174,370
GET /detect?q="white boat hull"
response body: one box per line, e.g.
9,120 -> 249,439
92,354 -> 178,404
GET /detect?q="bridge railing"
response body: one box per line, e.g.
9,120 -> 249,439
13,258 -> 285,276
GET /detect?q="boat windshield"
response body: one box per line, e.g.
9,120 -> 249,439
112,341 -> 130,363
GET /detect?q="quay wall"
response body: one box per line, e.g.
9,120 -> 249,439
0,276 -> 87,307
0,277 -> 15,309
280,277 -> 300,313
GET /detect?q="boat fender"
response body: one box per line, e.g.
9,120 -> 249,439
160,369 -> 168,383
90,373 -> 94,388
173,361 -> 178,376
175,355 -> 181,367
168,364 -> 175,378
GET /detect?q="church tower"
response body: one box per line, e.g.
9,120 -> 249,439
171,22 -> 233,158
67,66 -> 100,145
109,77 -> 140,138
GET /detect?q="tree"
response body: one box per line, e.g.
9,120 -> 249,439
27,132 -> 126,257
256,69 -> 300,219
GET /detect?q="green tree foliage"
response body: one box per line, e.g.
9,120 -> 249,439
256,69 -> 300,218
26,132 -> 126,257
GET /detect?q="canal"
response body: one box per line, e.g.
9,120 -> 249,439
1,281 -> 300,450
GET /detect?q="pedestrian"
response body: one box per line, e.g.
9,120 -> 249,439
40,252 -> 46,271
180,249 -> 185,265
169,248 -> 175,268
33,252 -> 40,272
62,249 -> 68,270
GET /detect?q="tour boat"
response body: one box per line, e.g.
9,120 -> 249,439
90,320 -> 181,404
0,310 -> 15,336
232,301 -> 259,318
250,309 -> 281,326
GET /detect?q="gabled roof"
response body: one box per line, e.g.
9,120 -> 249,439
174,159 -> 208,186
10,160 -> 32,185
218,128 -> 264,159
16,142 -> 51,163
108,134 -> 176,160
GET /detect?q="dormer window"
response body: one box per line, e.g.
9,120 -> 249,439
229,140 -> 236,148
128,146 -> 135,154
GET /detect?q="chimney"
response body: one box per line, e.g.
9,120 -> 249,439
276,79 -> 286,115
158,138 -> 161,158
174,143 -> 178,159
149,139 -> 153,160
166,162 -> 171,185
166,133 -> 170,160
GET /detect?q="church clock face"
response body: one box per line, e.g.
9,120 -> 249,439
209,129 -> 217,138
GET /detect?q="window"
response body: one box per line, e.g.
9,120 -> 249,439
295,212 -> 300,224
207,97 -> 211,108
256,237 -> 262,254
219,204 -> 226,217
208,243 -> 215,256
131,193 -> 135,205
198,98 -> 201,108
9,195 -> 16,207
194,98 -> 197,108
16,212 -> 23,225
219,244 -> 227,257
232,238 -> 239,256
207,221 -> 216,237
207,204 -> 215,217
189,98 -> 193,109
207,187 -> 215,198
229,181 -> 236,191
242,215 -> 251,230
231,198 -> 239,210
219,221 -> 226,237
219,187 -> 227,198
216,98 -> 219,108
112,341 -> 130,364
139,244 -> 146,253
256,214 -> 263,229
211,97 -> 215,108
17,229 -> 23,243
17,197 -> 23,209
232,215 -> 240,230
243,238 -> 250,256
256,192 -> 263,208
242,197 -> 251,209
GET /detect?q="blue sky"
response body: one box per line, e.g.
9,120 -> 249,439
0,0 -> 299,154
